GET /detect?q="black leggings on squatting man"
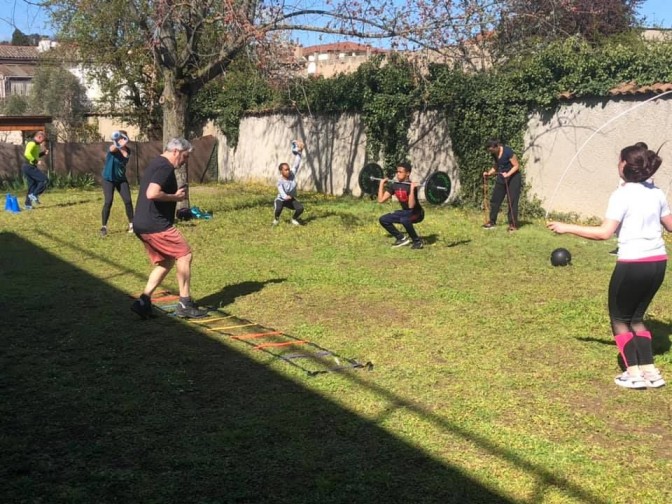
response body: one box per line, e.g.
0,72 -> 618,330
608,260 -> 666,368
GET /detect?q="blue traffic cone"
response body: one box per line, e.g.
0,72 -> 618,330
4,193 -> 11,212
10,195 -> 20,212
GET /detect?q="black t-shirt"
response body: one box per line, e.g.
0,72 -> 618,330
492,145 -> 517,183
387,181 -> 423,213
133,156 -> 178,234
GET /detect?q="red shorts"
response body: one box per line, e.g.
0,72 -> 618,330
138,227 -> 192,264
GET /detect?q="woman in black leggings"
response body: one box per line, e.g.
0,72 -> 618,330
548,143 -> 672,389
100,130 -> 134,237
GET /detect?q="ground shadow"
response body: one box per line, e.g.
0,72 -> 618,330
576,320 -> 671,371
444,239 -> 472,248
301,210 -> 364,227
199,279 -> 286,308
0,232 -> 513,503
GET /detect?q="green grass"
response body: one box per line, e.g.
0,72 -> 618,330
1,183 -> 671,503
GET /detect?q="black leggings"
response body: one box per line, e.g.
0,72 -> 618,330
608,260 -> 666,366
489,173 -> 521,226
102,179 -> 134,226
274,198 -> 304,219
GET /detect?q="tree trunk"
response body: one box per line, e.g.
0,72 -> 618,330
161,73 -> 190,209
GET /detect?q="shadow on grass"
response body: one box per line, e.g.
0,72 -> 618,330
0,232 -> 610,504
200,279 -> 286,308
575,319 -> 671,357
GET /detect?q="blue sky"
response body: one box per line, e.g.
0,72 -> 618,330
1,0 -> 672,43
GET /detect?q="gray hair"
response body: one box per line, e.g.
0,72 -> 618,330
165,137 -> 193,152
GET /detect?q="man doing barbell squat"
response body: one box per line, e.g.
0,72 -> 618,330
377,161 -> 424,249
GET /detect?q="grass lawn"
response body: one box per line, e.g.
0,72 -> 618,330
1,183 -> 671,503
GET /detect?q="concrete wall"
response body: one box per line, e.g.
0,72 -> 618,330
218,110 -> 459,201
218,96 -> 672,218
525,96 -> 672,218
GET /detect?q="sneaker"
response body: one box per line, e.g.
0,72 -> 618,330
128,223 -> 134,233
100,226 -> 108,237
482,222 -> 495,229
24,204 -> 32,210
411,240 -> 424,249
28,194 -> 39,205
642,369 -> 666,388
272,219 -> 279,226
507,226 -> 517,232
614,371 -> 647,390
609,248 -> 619,256
291,219 -> 301,226
130,298 -> 153,319
392,236 -> 411,248
175,302 -> 209,319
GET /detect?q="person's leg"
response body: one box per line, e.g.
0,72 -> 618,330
101,180 -> 115,227
118,181 -> 134,225
488,181 -> 506,225
273,199 -> 284,222
142,259 -> 175,297
291,199 -> 304,220
379,211 -> 403,238
505,173 -> 522,228
609,262 -> 650,388
628,262 -> 666,378
22,164 -> 37,206
399,209 -> 423,242
175,252 -> 193,299
33,169 -> 48,198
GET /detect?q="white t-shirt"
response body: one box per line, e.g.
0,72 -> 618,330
605,181 -> 670,260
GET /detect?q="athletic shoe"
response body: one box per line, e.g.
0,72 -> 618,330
291,219 -> 302,226
175,302 -> 209,319
482,222 -> 495,229
411,240 -> 424,249
614,371 -> 647,390
609,248 -> 619,256
100,226 -> 108,237
272,219 -> 279,226
507,226 -> 517,232
28,194 -> 40,205
24,204 -> 32,210
130,298 -> 153,319
128,223 -> 134,233
642,369 -> 666,388
392,236 -> 411,248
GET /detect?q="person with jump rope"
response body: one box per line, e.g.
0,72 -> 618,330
482,138 -> 521,232
547,143 -> 671,389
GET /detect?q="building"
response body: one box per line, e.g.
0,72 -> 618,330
298,42 -> 386,78
0,45 -> 40,101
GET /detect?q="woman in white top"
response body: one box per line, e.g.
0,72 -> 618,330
548,143 -> 672,389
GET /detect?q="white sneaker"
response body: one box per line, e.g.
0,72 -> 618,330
128,223 -> 134,233
291,219 -> 301,226
642,369 -> 666,388
614,372 -> 647,390
272,219 -> 279,226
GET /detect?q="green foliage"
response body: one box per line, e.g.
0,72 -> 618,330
0,95 -> 29,115
48,173 -> 97,189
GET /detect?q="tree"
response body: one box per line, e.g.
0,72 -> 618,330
11,28 -> 31,46
496,0 -> 644,51
29,64 -> 100,142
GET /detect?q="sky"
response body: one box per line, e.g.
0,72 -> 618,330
1,0 -> 672,44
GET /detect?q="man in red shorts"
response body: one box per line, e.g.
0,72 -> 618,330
130,137 -> 207,319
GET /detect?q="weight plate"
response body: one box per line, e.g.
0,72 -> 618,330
358,163 -> 384,196
425,171 -> 451,205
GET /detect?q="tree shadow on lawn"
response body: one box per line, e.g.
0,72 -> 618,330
0,232 -> 609,504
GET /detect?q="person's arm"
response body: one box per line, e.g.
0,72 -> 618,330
547,218 -> 620,240
408,182 -> 418,209
146,182 -> 186,202
377,179 -> 392,203
110,137 -> 130,158
662,214 -> 672,233
502,154 -> 520,178
277,180 -> 291,200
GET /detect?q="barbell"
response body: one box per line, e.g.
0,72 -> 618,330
358,163 -> 452,205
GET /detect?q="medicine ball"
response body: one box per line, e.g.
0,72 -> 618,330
551,248 -> 572,266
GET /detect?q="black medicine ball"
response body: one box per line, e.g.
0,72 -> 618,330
551,248 -> 572,266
